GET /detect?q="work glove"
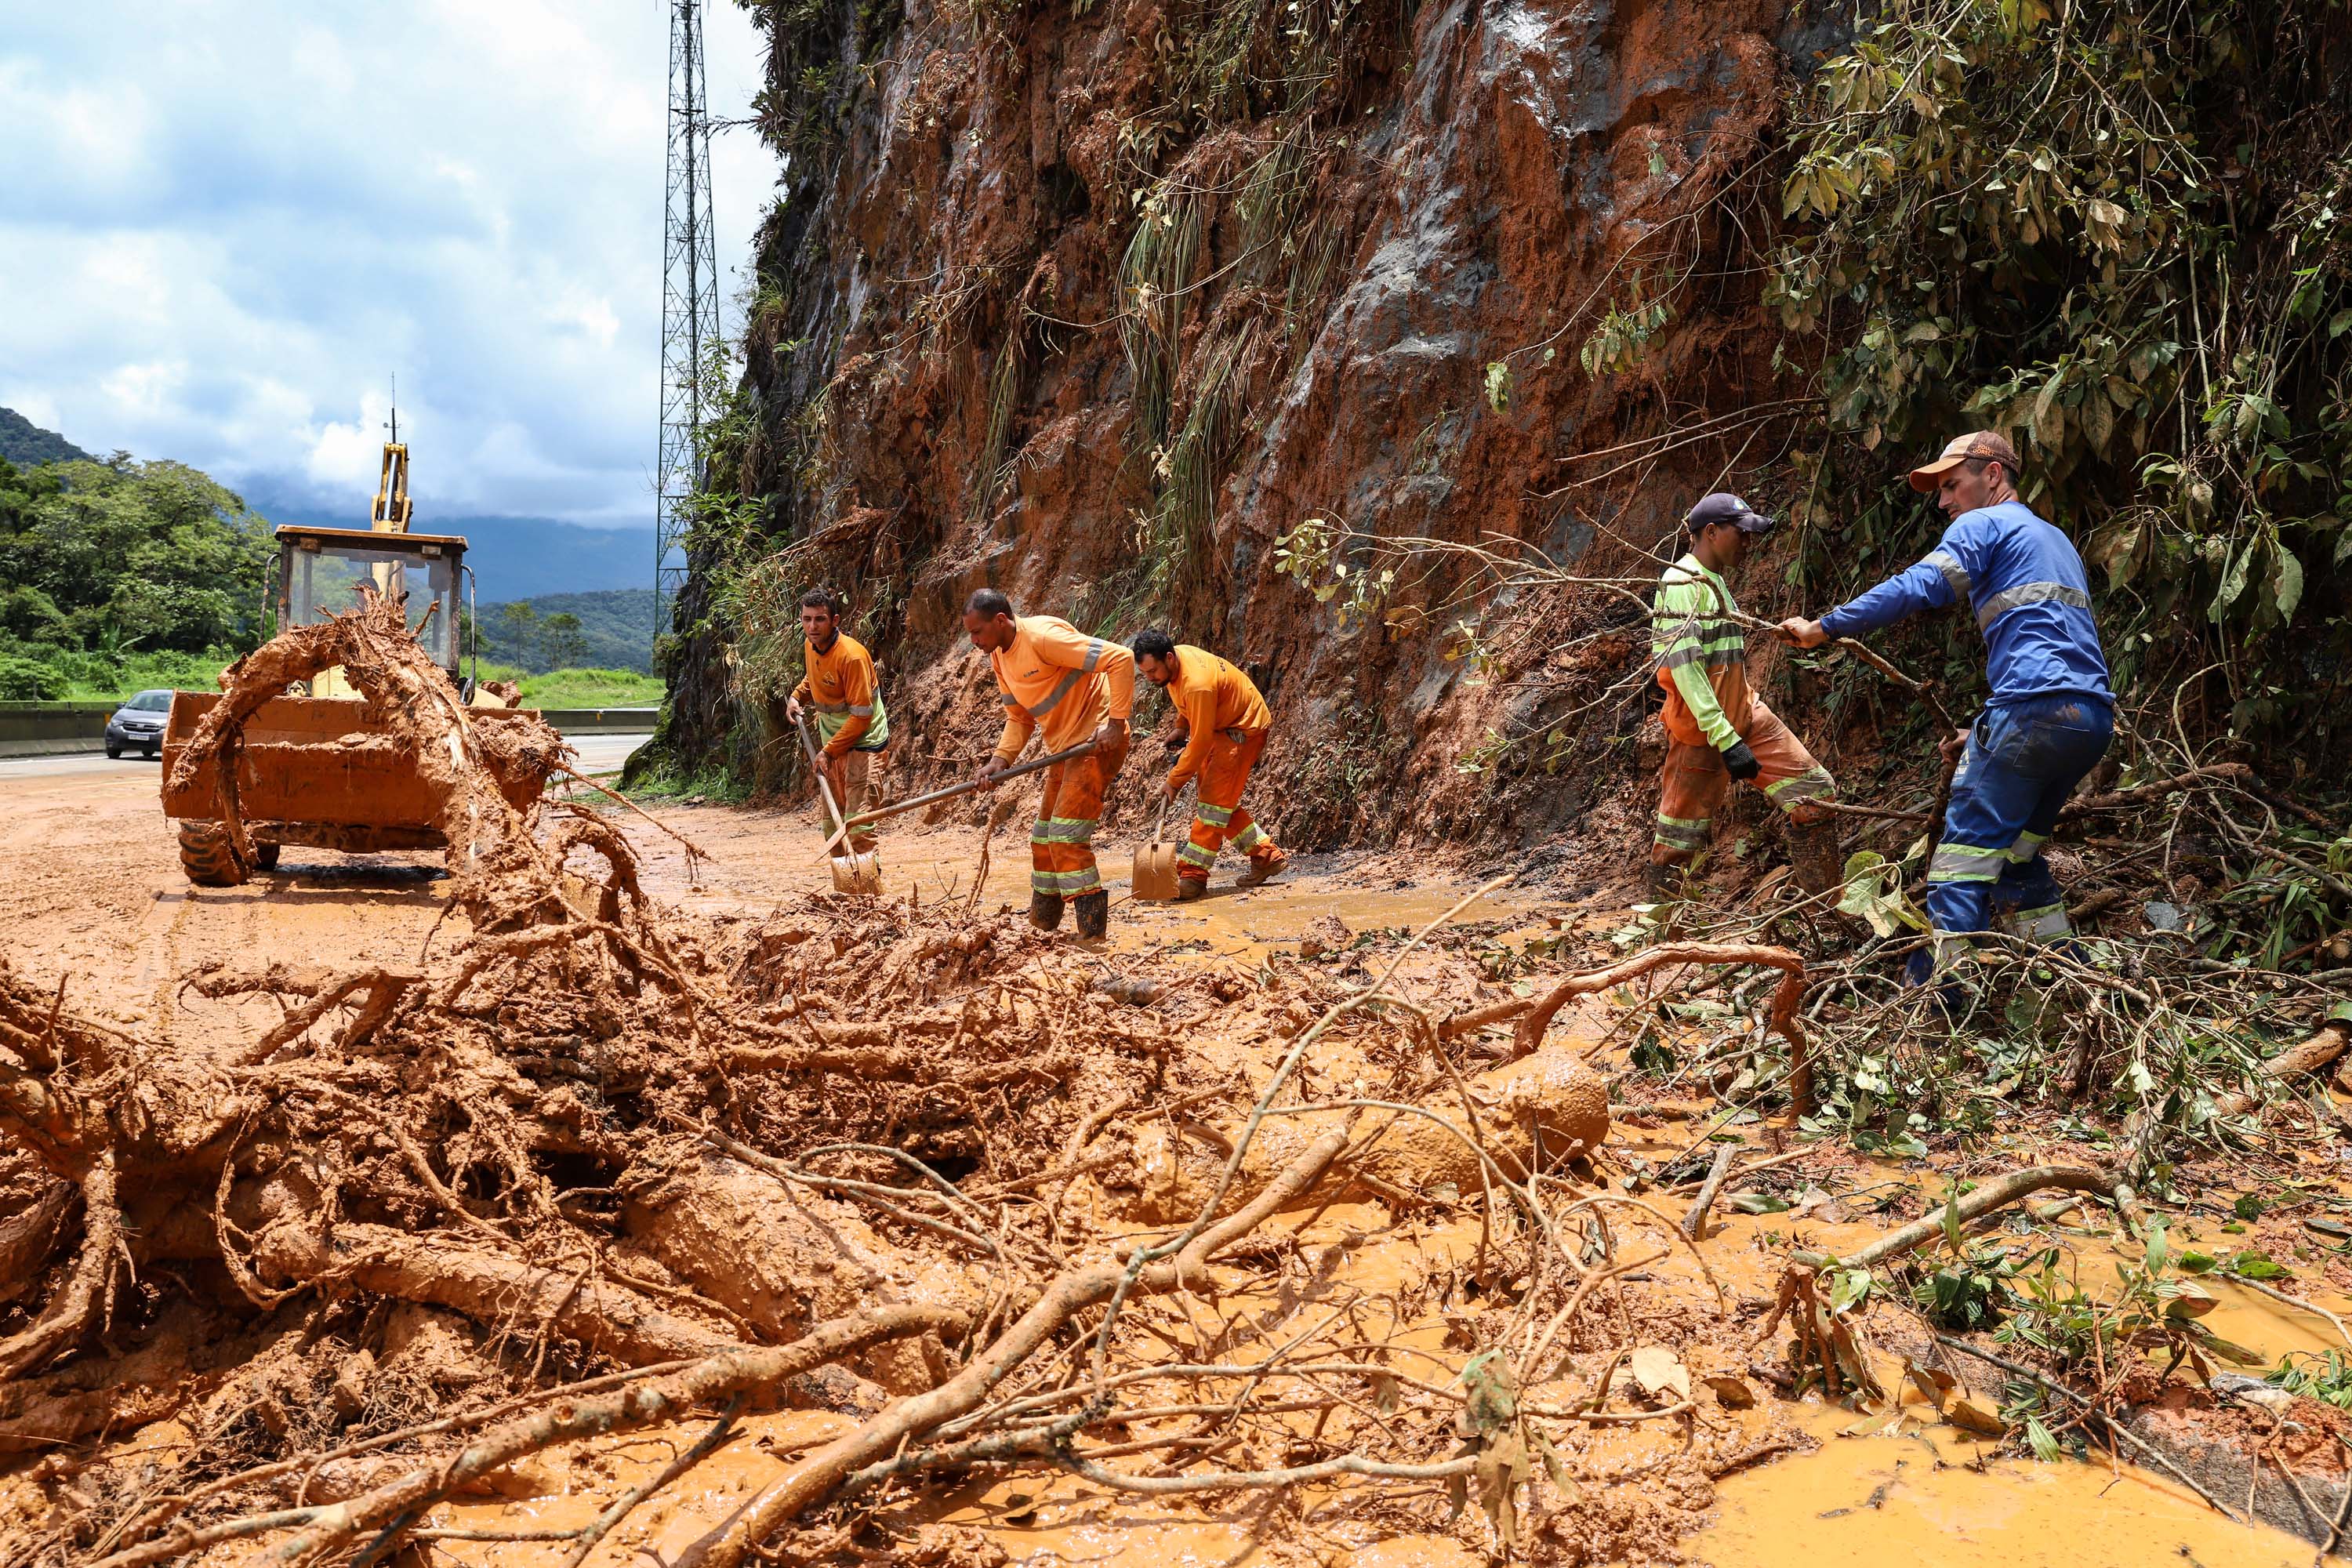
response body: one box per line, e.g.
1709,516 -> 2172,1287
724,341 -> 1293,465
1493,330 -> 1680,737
1721,739 -> 1761,781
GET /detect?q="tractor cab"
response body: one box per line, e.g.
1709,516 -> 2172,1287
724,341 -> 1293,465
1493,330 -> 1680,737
272,524 -> 473,698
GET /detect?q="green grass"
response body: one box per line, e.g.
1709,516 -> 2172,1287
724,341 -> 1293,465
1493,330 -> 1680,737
60,657 -> 662,711
62,650 -> 240,702
514,666 -> 665,709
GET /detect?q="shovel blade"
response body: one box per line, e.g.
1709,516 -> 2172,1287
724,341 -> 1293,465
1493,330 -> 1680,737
829,851 -> 882,895
1131,842 -> 1182,902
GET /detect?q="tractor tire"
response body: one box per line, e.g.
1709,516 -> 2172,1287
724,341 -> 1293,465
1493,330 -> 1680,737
176,822 -> 249,887
254,842 -> 281,870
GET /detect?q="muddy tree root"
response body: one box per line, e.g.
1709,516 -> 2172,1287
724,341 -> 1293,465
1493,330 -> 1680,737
678,1130 -> 1351,1568
89,1305 -> 964,1568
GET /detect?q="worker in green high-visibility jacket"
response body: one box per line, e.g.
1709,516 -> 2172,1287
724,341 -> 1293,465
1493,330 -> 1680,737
1650,493 -> 1842,898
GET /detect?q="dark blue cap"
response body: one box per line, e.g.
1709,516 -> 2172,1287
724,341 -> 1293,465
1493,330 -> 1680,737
1686,492 -> 1774,534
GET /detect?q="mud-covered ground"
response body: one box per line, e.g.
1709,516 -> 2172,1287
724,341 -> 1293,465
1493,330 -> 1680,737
4,742 -> 2347,1568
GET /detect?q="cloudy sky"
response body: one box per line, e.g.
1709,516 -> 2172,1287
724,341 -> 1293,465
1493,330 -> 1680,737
0,0 -> 775,530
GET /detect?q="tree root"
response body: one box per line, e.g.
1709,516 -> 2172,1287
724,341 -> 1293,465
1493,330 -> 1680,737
0,1154 -> 119,1380
89,1305 -> 963,1568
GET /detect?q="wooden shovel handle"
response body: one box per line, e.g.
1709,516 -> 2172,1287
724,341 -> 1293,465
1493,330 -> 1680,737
837,741 -> 1100,831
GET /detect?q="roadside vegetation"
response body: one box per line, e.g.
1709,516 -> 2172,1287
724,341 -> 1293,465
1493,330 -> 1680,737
0,453 -> 271,701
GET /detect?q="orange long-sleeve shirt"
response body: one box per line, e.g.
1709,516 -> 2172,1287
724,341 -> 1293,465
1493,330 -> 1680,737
1162,644 -> 1270,789
989,615 -> 1135,762
790,633 -> 889,756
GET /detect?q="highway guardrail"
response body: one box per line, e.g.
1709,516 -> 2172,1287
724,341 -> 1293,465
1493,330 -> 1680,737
0,702 -> 659,757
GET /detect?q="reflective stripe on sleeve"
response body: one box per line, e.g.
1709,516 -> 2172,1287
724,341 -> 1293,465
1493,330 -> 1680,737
1924,549 -> 1973,602
1976,581 -> 2091,630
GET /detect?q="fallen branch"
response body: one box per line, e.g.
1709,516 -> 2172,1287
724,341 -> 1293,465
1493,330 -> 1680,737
1929,1334 -> 2245,1523
1792,1165 -> 2125,1270
1508,942 -> 1813,1112
2056,762 -> 2254,822
1680,1144 -> 1737,1243
2211,1021 -> 2351,1120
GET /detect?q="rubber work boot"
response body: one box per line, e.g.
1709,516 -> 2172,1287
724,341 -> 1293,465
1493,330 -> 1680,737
1787,818 -> 1845,901
1237,848 -> 1290,887
1073,889 -> 1109,939
1176,878 -> 1208,902
1029,892 -> 1065,931
1642,860 -> 1684,902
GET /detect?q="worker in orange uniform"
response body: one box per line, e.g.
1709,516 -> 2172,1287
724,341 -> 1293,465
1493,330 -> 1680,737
963,588 -> 1134,937
783,588 -> 891,856
1131,630 -> 1289,898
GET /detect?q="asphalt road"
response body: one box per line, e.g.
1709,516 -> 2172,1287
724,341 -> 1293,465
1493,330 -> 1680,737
0,731 -> 652,785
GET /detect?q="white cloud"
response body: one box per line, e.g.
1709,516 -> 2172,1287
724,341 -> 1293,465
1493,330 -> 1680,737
0,0 -> 773,526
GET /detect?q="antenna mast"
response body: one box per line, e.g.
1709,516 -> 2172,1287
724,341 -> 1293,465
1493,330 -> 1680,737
655,0 -> 720,655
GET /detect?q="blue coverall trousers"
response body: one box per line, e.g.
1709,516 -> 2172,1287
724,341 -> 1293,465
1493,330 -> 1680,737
1910,693 -> 2114,982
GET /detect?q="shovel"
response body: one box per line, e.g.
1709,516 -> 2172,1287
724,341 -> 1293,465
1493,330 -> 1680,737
793,712 -> 881,894
829,740 -> 1099,838
1131,789 -> 1185,902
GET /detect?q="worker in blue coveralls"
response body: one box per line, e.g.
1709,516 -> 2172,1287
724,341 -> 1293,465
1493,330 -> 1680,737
1777,430 -> 2113,984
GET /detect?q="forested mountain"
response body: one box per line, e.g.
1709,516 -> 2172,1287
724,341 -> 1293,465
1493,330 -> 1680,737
0,408 -> 93,468
0,454 -> 272,699
476,588 -> 655,674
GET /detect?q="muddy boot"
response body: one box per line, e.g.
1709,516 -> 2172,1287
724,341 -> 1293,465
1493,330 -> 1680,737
1073,889 -> 1109,938
1029,891 -> 1065,931
1642,860 -> 1684,902
1176,877 -> 1208,902
1237,848 -> 1290,887
1788,818 -> 1845,901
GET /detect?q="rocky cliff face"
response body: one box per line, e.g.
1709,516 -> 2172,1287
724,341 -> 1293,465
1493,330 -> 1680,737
662,0 -> 1845,858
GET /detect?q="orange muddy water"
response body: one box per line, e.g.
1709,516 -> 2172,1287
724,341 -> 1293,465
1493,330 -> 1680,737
2,764 -> 2339,1566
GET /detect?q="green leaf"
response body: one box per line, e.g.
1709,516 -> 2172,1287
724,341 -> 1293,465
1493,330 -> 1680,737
2209,542 -> 2252,622
1837,850 -> 1929,936
2026,1414 -> 2062,1462
1484,361 -> 1512,413
2179,1251 -> 2218,1274
1828,1266 -> 1874,1313
2270,543 -> 2305,622
1459,1348 -> 1519,1433
2229,1253 -> 2289,1281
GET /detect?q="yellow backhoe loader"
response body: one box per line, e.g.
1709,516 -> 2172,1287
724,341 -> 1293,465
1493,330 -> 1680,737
162,412 -> 551,884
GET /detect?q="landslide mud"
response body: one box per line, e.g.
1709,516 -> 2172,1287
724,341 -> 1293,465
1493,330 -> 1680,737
2,649 -> 2345,1568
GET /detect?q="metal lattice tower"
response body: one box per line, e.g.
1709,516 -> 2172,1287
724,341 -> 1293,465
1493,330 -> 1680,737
655,0 -> 720,652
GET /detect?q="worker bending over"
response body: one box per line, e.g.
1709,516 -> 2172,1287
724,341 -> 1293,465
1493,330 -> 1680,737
1650,493 -> 1842,898
1132,631 -> 1290,898
783,588 -> 890,856
964,588 -> 1134,938
1780,431 -> 2112,982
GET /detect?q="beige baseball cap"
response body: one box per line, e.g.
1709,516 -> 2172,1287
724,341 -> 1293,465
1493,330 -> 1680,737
1907,430 -> 2021,493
